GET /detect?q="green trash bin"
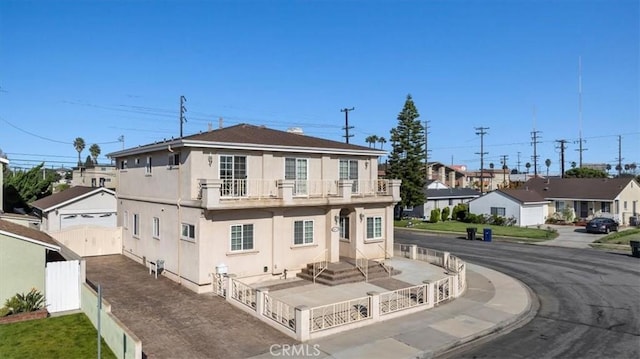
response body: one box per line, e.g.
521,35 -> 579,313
483,228 -> 492,242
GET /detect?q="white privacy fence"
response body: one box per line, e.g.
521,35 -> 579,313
217,244 -> 467,341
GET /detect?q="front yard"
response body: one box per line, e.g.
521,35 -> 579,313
590,228 -> 640,251
0,313 -> 115,359
395,220 -> 558,242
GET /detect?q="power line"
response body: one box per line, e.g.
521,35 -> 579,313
180,95 -> 187,138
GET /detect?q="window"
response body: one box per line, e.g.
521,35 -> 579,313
133,213 -> 140,237
168,152 -> 180,167
601,202 -> 611,213
339,159 -> 359,193
293,220 -> 314,245
220,155 -> 247,196
181,223 -> 195,241
230,224 -> 254,251
490,207 -> 506,216
145,156 -> 152,174
91,178 -> 97,187
123,210 -> 128,229
120,159 -> 127,170
152,217 -> 160,239
339,216 -> 350,241
555,201 -> 565,212
135,158 -> 140,165
285,158 -> 308,195
624,201 -> 628,210
366,216 -> 383,240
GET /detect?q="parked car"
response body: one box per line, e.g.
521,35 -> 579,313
585,217 -> 619,234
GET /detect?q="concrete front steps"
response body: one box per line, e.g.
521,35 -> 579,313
297,257 -> 401,286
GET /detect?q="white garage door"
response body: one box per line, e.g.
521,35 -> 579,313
60,213 -> 117,229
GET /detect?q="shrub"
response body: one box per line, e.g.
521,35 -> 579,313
441,207 -> 450,221
452,204 -> 468,221
429,209 -> 440,223
3,289 -> 45,315
0,306 -> 10,317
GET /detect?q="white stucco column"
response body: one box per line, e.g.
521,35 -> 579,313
327,209 -> 340,263
199,179 -> 221,208
277,180 -> 294,203
338,180 -> 353,200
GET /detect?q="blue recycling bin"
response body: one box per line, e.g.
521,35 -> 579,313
483,228 -> 492,242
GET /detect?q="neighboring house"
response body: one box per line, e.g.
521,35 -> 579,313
0,212 -> 41,230
107,123 -> 401,293
71,164 -> 118,190
0,219 -> 82,313
464,171 -> 495,192
0,156 -> 8,213
525,177 -> 640,225
404,181 -> 480,220
31,186 -> 117,232
426,162 -> 466,188
468,189 -> 549,226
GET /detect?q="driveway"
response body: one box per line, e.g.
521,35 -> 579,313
85,255 -> 296,359
533,224 -> 607,248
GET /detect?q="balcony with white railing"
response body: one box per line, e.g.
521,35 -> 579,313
198,178 -> 401,209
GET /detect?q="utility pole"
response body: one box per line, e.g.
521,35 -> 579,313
180,95 -> 187,138
340,107 -> 355,144
423,120 -> 430,179
531,130 -> 542,176
556,139 -> 568,178
501,154 -> 509,188
616,135 -> 623,176
118,135 -> 124,150
517,151 -> 521,173
475,127 -> 489,194
576,56 -> 587,167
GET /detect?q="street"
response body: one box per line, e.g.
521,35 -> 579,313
396,229 -> 640,359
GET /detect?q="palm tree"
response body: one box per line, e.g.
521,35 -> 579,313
489,163 -> 494,170
525,162 -> 531,174
365,135 -> 379,148
89,144 -> 101,166
73,137 -> 86,167
377,137 -> 386,149
571,161 -> 577,169
545,158 -> 551,177
630,163 -> 637,174
606,164 -> 611,173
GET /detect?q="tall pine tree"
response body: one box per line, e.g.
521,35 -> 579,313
387,95 -> 426,219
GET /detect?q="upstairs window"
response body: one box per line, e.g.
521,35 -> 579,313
120,159 -> 128,170
181,223 -> 195,242
153,217 -> 160,239
339,159 -> 359,193
285,158 -> 308,195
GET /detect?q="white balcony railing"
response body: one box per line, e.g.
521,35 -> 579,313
199,179 -> 397,207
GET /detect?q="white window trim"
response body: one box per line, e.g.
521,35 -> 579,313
123,210 -> 129,229
145,156 -> 152,175
230,224 -> 254,252
365,216 -> 383,241
132,213 -> 140,238
293,219 -> 314,246
152,217 -> 160,239
181,223 -> 196,242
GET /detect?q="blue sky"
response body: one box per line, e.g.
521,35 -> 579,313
1,0 -> 638,175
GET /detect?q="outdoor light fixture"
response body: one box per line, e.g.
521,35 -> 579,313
360,213 -> 365,221
334,215 -> 339,224
208,155 -> 213,166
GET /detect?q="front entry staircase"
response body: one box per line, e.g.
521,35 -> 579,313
297,257 -> 401,286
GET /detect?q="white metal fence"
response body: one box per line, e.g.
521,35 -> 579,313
380,284 -> 429,315
230,278 -> 257,310
309,296 -> 371,332
45,260 -> 81,313
263,294 -> 296,332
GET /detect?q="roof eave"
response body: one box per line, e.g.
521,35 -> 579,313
0,230 -> 61,251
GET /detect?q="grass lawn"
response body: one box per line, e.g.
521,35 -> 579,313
0,313 -> 116,359
395,219 -> 558,241
593,228 -> 640,245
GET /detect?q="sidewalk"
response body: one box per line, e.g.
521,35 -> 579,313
250,263 -> 535,358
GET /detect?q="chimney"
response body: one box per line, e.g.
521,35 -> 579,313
439,166 -> 446,182
427,165 -> 433,180
218,117 -> 223,129
449,171 -> 456,188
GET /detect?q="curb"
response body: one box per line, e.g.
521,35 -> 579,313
421,275 -> 540,359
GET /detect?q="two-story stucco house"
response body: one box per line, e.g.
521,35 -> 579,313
107,124 -> 401,293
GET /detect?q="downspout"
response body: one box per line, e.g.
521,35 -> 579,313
177,150 -> 182,284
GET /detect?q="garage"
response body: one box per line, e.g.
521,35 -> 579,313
60,212 -> 117,229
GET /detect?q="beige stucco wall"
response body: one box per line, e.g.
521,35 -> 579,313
617,180 -> 640,225
0,234 -> 46,304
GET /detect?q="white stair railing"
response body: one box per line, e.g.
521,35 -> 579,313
355,248 -> 368,282
377,244 -> 393,277
312,249 -> 329,284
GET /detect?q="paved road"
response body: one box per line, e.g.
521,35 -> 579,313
396,229 -> 640,359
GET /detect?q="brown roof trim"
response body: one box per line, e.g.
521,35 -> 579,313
0,219 -> 60,250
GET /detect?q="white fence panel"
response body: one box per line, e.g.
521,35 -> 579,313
46,260 -> 80,313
